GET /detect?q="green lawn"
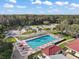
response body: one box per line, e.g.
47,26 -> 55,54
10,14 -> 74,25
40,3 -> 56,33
18,36 -> 28,40
43,28 -> 50,30
59,43 -> 65,49
22,31 -> 34,35
49,30 -> 61,35
5,37 -> 16,43
62,35 -> 73,40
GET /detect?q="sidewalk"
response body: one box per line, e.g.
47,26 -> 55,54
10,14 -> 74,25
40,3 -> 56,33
66,53 -> 78,59
57,38 -> 74,46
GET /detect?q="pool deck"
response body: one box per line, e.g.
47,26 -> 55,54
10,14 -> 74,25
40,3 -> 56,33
15,40 -> 54,56
14,33 -> 63,57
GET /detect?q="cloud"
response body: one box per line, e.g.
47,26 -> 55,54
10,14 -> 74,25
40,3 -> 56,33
32,0 -> 42,5
9,0 -> 16,3
55,1 -> 69,6
4,3 -> 14,9
70,3 -> 79,7
43,0 -> 52,5
32,0 -> 52,5
16,5 -> 26,8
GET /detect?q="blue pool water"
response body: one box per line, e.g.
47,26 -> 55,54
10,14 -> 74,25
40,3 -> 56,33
26,35 -> 56,49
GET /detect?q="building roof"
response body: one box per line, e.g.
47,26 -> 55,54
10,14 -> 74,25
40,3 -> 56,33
67,39 -> 79,52
49,54 -> 67,59
42,45 -> 62,56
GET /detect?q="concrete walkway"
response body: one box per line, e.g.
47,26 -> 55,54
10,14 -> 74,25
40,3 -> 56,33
66,53 -> 78,59
57,38 -> 74,46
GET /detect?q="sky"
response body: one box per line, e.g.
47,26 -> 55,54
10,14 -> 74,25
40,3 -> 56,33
0,0 -> 79,15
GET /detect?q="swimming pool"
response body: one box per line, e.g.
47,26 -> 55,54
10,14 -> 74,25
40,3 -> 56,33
26,35 -> 57,49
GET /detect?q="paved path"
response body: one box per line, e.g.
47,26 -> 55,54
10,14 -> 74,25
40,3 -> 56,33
66,53 -> 78,59
57,38 -> 74,46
